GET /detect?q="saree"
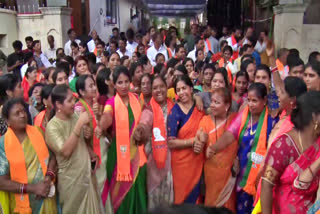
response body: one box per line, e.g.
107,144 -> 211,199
0,133 -> 57,214
227,109 -> 277,214
252,111 -> 293,213
167,104 -> 204,204
263,134 -> 320,213
74,99 -> 107,199
199,113 -> 237,212
101,96 -> 147,214
45,114 -> 102,214
139,99 -> 174,209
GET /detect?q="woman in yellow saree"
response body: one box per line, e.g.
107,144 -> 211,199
0,98 -> 57,214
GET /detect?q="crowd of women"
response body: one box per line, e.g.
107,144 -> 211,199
1,24 -> 320,214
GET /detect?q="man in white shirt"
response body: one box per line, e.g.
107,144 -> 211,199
96,40 -> 105,63
126,28 -> 138,54
87,29 -> 98,52
117,38 -> 132,58
148,26 -> 156,47
255,30 -> 268,54
187,36 -> 205,62
226,26 -> 243,52
242,26 -> 254,46
44,35 -> 56,64
147,32 -> 168,66
20,52 -> 34,78
64,28 -> 81,56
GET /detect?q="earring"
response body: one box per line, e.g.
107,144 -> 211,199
58,109 -> 61,113
45,105 -> 47,108
314,121 -> 318,131
290,102 -> 295,109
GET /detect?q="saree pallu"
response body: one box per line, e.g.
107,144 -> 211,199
271,135 -> 320,214
200,114 -> 237,212
102,98 -> 147,214
171,107 -> 204,204
252,113 -> 293,213
45,115 -> 102,214
0,136 -> 57,214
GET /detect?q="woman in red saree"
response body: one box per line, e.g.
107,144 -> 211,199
22,66 -> 38,102
198,88 -> 237,212
261,91 -> 320,214
167,75 -> 204,204
253,77 -> 307,213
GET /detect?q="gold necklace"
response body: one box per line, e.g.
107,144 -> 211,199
250,114 -> 256,135
298,131 -> 304,153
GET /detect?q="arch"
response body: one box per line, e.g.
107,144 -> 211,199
284,28 -> 300,48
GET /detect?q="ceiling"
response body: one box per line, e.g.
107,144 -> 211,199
143,0 -> 206,17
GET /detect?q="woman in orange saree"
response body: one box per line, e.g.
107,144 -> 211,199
167,75 -> 204,204
198,88 -> 237,212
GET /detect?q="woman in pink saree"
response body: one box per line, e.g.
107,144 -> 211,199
261,91 -> 320,214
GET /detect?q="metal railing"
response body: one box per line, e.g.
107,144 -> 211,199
0,1 -> 47,14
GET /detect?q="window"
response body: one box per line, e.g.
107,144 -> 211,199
106,0 -> 117,24
0,34 -> 7,48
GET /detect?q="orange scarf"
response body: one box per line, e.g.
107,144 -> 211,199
150,98 -> 174,168
4,126 -> 49,214
218,59 -> 233,83
79,99 -> 101,165
167,48 -> 173,59
206,39 -> 212,52
230,35 -> 239,60
276,59 -> 284,72
115,92 -> 142,181
238,106 -> 268,195
34,110 -> 46,132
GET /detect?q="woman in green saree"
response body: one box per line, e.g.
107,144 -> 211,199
100,65 -> 147,214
